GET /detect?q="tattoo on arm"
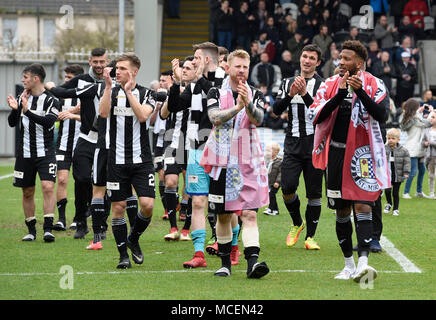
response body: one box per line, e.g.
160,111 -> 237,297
208,106 -> 240,126
245,102 -> 264,125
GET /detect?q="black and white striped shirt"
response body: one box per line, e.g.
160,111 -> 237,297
56,97 -> 80,153
109,84 -> 156,165
9,91 -> 60,158
273,74 -> 324,138
51,74 -> 102,143
171,68 -> 226,150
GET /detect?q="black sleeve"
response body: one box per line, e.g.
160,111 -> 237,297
315,88 -> 348,124
58,75 -> 80,89
197,76 -> 213,95
169,84 -> 192,113
8,108 -> 21,127
302,92 -> 314,108
354,88 -> 386,123
273,95 -> 291,116
50,86 -> 79,98
24,110 -> 57,128
167,83 -> 181,113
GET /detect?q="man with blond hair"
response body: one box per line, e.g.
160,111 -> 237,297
201,49 -> 270,278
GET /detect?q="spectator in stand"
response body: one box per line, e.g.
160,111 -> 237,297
318,8 -> 334,35
287,29 -> 307,64
370,0 -> 389,20
251,51 -> 277,96
298,3 -> 317,41
234,1 -> 256,52
366,40 -> 381,73
257,31 -> 276,62
398,15 -> 416,43
389,0 -> 409,28
262,16 -> 281,48
312,24 -> 333,62
321,48 -> 340,78
255,0 -> 269,31
395,36 -> 419,66
280,50 -> 298,79
402,0 -> 429,31
400,98 -> 432,199
208,0 -> 221,43
280,14 -> 298,44
374,15 -> 398,60
344,26 -> 359,42
372,51 -> 395,93
421,89 -> 436,108
395,51 -> 418,115
249,40 -> 261,73
216,0 -> 234,51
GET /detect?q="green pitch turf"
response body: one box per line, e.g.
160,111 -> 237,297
0,162 -> 435,301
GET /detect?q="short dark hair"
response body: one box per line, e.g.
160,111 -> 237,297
341,40 -> 368,61
64,64 -> 84,76
193,41 -> 219,64
116,52 -> 141,69
23,63 -> 46,82
161,70 -> 173,76
218,46 -> 229,56
302,44 -> 322,61
91,47 -> 106,57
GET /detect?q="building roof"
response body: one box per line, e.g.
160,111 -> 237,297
0,0 -> 135,16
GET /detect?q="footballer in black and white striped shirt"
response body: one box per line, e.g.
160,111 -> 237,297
272,44 -> 325,250
99,52 -> 156,269
7,63 -> 61,243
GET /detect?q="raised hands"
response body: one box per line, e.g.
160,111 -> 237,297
171,58 -> 182,83
289,76 -> 307,97
103,67 -> 113,87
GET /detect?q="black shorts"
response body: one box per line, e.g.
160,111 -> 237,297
107,161 -> 155,202
72,137 -> 96,183
208,169 -> 258,215
56,149 -> 73,171
92,148 -> 108,187
13,155 -> 57,188
164,148 -> 188,176
326,145 -> 374,210
281,136 -> 323,198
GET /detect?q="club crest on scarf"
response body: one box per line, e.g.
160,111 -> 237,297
350,145 -> 380,192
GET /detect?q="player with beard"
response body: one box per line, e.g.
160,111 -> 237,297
201,49 -> 270,278
309,40 -> 390,283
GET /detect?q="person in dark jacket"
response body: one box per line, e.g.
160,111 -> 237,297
250,52 -> 277,95
372,51 -> 395,93
216,0 -> 234,50
264,142 -> 283,216
395,51 -> 417,109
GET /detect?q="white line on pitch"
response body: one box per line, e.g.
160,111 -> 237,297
0,269 -> 413,277
380,236 -> 422,273
0,173 -> 13,180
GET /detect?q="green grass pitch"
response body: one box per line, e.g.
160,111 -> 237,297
0,162 -> 435,300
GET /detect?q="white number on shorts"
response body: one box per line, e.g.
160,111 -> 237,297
49,163 -> 57,177
148,173 -> 155,187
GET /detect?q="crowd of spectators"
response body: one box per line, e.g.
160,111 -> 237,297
208,0 -> 436,129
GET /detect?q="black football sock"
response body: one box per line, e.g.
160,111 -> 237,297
91,198 -> 105,243
112,217 -> 128,258
129,211 -> 152,243
182,197 -> 192,230
305,199 -> 322,239
218,241 -> 232,270
336,214 -> 353,258
126,195 -> 138,228
165,188 -> 178,229
208,213 -> 217,241
355,212 -> 373,257
56,198 -> 67,224
284,194 -> 302,226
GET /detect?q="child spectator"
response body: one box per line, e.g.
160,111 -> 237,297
264,142 -> 282,216
384,128 -> 411,216
422,111 -> 436,198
